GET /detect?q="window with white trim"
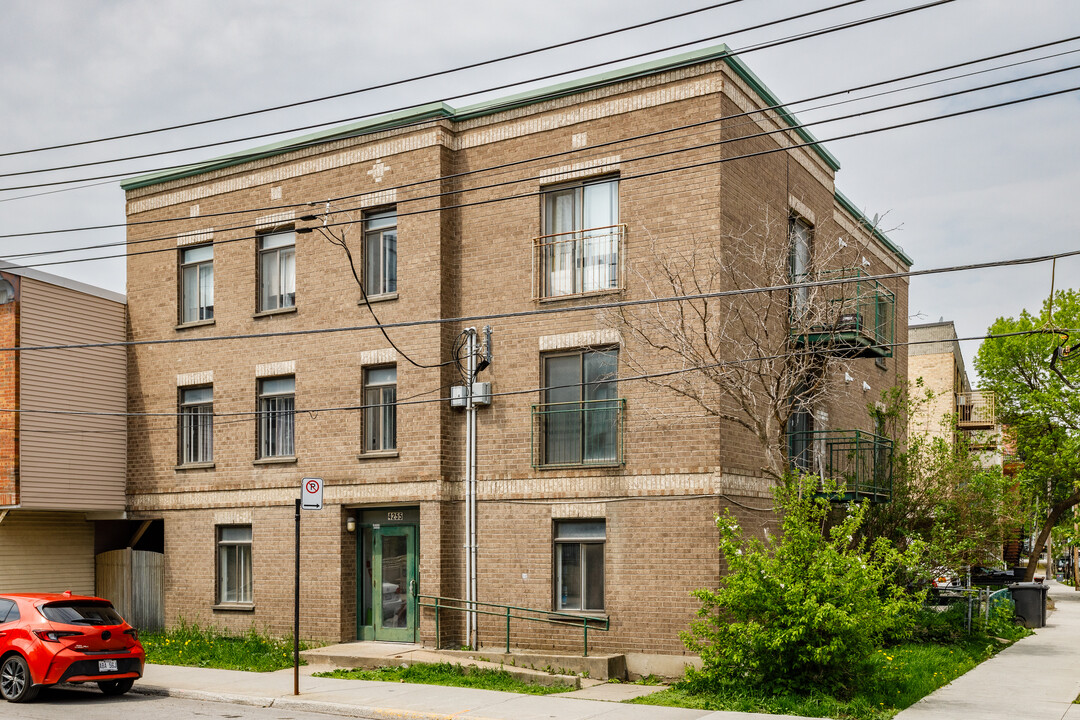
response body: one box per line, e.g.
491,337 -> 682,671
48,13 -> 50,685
539,178 -> 620,298
257,376 -> 295,458
180,244 -> 214,323
363,365 -> 396,452
555,520 -> 605,611
179,385 -> 213,464
363,210 -> 397,297
258,231 -> 295,311
217,525 -> 252,605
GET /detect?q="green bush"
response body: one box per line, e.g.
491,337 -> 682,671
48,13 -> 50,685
682,474 -> 924,694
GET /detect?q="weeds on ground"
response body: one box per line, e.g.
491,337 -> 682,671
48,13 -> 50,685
315,662 -> 574,695
141,620 -> 306,672
634,603 -> 1031,720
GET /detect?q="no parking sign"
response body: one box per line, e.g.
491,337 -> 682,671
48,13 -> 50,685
301,477 -> 323,510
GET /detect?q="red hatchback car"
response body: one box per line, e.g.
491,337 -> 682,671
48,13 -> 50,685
0,592 -> 145,703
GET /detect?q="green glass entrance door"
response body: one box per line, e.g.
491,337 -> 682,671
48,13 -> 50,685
372,526 -> 417,642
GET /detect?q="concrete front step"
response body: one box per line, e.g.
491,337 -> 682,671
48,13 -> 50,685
300,641 -> 627,686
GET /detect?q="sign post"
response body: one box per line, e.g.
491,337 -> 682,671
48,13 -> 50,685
295,478 -> 323,696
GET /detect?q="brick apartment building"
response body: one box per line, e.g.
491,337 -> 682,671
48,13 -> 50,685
0,262 -> 128,593
121,45 -> 911,668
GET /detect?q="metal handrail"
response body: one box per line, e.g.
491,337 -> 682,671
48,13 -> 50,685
532,223 -> 627,300
416,594 -> 610,657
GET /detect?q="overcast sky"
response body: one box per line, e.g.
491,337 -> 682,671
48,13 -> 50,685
1,0 -> 1077,380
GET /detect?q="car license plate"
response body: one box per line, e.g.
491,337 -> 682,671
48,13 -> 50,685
98,659 -> 118,672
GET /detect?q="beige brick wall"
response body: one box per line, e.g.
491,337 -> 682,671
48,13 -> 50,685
125,56 -> 910,653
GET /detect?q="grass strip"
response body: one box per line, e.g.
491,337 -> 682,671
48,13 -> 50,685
142,621 -> 304,672
629,637 -> 1008,720
315,661 -> 574,695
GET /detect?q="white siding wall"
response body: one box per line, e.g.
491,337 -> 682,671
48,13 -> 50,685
0,511 -> 95,594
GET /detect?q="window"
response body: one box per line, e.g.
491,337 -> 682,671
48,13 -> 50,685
538,348 -> 620,466
258,231 -> 296,311
555,520 -> 605,611
787,384 -> 823,475
789,217 -> 812,316
539,178 -> 620,298
179,385 -> 213,464
363,366 -> 396,452
217,525 -> 252,605
180,244 -> 214,323
0,598 -> 18,623
257,376 -> 295,458
363,210 -> 397,297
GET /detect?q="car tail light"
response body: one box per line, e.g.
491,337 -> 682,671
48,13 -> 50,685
124,628 -> 138,641
35,629 -> 83,642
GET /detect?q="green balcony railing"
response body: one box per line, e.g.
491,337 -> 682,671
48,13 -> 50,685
787,428 -> 893,503
531,398 -> 625,469
791,268 -> 895,358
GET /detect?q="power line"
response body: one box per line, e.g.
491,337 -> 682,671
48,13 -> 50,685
0,0 -> 753,158
0,0 -> 951,193
4,77 -> 1075,273
4,33 -> 1076,250
1,240 -> 1078,355
0,327 -> 1059,419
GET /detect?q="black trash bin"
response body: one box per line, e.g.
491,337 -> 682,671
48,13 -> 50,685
1008,582 -> 1048,628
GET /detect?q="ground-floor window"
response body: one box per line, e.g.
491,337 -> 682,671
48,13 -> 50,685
554,520 -> 605,611
217,525 -> 252,604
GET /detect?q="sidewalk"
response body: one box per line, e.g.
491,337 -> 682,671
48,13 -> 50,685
136,663 -> 819,720
897,579 -> 1080,719
133,583 -> 1080,720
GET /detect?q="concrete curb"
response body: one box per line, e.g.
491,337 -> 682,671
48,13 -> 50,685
134,683 -> 463,720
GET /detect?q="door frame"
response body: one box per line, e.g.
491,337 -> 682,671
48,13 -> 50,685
356,516 -> 419,642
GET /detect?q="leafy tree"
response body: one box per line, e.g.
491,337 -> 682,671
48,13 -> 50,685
975,289 -> 1080,581
862,385 -> 1024,577
682,474 -> 923,693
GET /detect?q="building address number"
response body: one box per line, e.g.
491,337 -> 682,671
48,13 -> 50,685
387,511 -> 404,521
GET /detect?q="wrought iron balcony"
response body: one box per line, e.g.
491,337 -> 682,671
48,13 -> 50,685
790,268 -> 895,358
956,391 -> 995,429
787,428 -> 893,503
532,224 -> 626,300
531,398 -> 626,468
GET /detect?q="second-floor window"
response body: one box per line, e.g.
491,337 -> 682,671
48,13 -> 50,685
363,210 -> 397,297
540,178 -> 620,298
539,348 -> 620,466
179,385 -> 213,464
257,376 -> 295,458
363,365 -> 397,452
258,231 -> 295,312
180,244 -> 214,323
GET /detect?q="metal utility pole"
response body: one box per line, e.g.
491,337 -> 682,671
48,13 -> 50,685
459,326 -> 491,650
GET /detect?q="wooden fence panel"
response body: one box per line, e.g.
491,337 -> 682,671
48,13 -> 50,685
95,549 -> 163,630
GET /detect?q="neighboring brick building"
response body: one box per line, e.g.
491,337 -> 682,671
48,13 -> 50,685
0,262 -> 128,594
121,45 -> 911,668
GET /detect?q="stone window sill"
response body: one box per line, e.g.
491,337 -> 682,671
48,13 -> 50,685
253,456 -> 298,466
359,292 -> 397,304
253,306 -> 297,319
175,462 -> 215,471
175,319 -> 216,331
212,603 -> 255,612
358,450 -> 399,460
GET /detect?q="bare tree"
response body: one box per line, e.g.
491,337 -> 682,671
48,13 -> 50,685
613,209 -> 882,479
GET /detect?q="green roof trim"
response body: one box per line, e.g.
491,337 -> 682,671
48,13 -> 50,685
719,52 -> 840,171
122,43 -> 844,191
834,189 -> 913,267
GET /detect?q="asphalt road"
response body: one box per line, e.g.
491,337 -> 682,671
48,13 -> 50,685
0,686 -> 335,720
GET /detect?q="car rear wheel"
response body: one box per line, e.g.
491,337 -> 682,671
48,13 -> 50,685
97,678 -> 135,696
0,654 -> 39,703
